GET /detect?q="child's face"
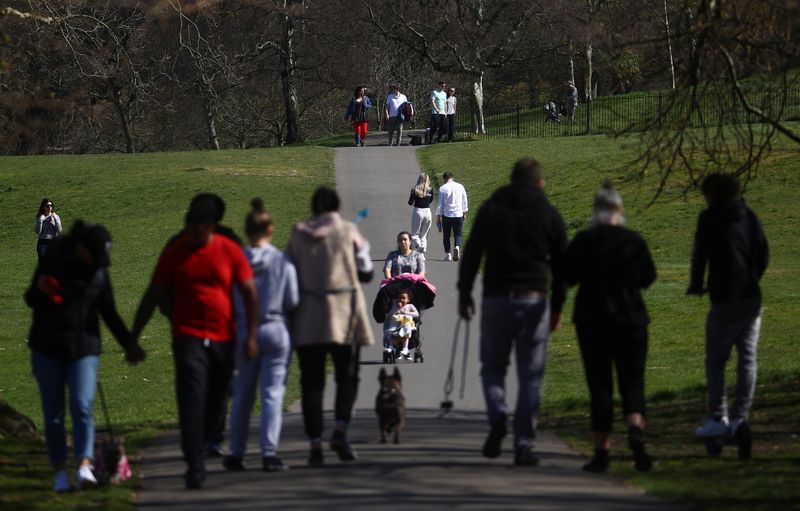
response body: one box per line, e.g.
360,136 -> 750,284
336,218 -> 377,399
397,293 -> 410,307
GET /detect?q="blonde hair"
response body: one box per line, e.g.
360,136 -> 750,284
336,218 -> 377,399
414,173 -> 431,198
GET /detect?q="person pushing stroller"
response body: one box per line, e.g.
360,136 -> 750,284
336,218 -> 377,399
383,288 -> 419,360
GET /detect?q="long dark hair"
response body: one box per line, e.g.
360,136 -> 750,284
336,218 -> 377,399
37,198 -> 53,218
353,86 -> 366,98
245,197 -> 273,239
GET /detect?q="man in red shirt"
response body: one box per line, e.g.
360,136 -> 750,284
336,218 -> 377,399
131,195 -> 258,489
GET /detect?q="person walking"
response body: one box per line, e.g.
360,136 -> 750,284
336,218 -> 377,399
25,221 -> 146,492
385,84 -> 409,146
457,158 -> 567,466
689,173 -> 769,460
131,194 -> 259,489
408,172 -> 433,253
436,171 -> 468,262
428,80 -> 447,144
445,87 -> 457,142
224,198 -> 299,473
35,198 -> 62,259
285,187 -> 374,466
563,181 -> 655,473
344,86 -> 372,147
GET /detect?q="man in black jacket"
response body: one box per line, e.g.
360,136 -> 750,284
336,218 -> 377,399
688,173 -> 769,460
458,158 -> 567,466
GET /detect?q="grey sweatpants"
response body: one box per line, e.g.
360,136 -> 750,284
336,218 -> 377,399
705,297 -> 762,421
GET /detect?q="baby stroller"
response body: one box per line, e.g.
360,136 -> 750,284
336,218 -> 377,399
372,273 -> 437,364
542,100 -> 561,123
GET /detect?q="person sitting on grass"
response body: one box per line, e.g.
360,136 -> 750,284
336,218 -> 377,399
383,288 -> 419,360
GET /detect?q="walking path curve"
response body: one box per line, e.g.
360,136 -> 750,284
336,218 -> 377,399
136,135 -> 686,510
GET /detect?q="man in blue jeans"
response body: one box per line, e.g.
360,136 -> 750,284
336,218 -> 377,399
688,173 -> 768,459
457,158 -> 567,466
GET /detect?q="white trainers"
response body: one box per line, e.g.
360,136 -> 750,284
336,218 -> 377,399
77,464 -> 97,490
400,348 -> 410,357
695,416 -> 730,437
53,469 -> 71,493
444,253 -> 452,261
453,246 -> 461,262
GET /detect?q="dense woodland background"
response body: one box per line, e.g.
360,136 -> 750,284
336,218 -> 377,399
1,0 -> 798,158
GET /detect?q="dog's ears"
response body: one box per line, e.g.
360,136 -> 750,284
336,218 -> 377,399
379,368 -> 387,381
393,367 -> 401,381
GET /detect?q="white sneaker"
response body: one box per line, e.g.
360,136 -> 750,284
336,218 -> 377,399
77,464 -> 97,489
444,253 -> 452,261
400,348 -> 410,356
453,246 -> 461,262
53,470 -> 71,493
695,416 -> 730,437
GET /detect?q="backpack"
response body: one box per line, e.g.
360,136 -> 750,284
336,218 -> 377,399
399,102 -> 414,123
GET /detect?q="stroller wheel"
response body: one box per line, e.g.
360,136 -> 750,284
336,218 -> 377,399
383,352 -> 389,364
413,352 -> 419,363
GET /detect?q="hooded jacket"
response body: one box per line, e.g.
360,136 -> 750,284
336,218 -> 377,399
689,198 -> 769,304
25,237 -> 129,360
458,183 -> 568,312
285,212 -> 374,347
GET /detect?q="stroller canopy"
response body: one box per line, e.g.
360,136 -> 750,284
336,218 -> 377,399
372,273 -> 437,323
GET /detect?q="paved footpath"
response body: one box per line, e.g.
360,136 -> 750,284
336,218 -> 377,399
136,135 -> 686,510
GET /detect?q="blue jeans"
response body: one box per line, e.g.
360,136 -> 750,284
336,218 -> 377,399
480,295 -> 550,449
229,321 -> 292,458
31,352 -> 98,465
705,298 -> 762,421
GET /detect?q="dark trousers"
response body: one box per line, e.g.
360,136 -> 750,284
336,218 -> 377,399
37,238 -> 55,259
296,344 -> 360,440
173,337 -> 234,475
576,324 -> 647,432
442,215 -> 464,254
428,114 -> 446,143
446,114 -> 455,141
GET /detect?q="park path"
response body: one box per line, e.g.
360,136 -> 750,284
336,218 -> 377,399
136,134 -> 686,510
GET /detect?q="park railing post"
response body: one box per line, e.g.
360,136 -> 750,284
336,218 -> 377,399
585,97 -> 591,134
516,106 -> 520,137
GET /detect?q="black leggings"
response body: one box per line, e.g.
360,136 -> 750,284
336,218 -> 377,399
576,324 -> 648,432
296,344 -> 361,440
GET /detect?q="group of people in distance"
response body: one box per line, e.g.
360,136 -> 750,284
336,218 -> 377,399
458,159 -> 768,470
344,80 -> 458,147
26,157 -> 767,492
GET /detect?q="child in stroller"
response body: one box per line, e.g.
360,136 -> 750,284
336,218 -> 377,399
543,100 -> 561,123
372,273 -> 436,364
383,288 -> 419,361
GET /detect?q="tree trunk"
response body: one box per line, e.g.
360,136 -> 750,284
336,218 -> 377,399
280,1 -> 301,144
469,72 -> 486,134
109,78 -> 135,154
205,99 -> 220,151
585,43 -> 593,101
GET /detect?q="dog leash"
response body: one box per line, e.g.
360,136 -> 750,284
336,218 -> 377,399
440,317 -> 470,415
96,380 -> 115,438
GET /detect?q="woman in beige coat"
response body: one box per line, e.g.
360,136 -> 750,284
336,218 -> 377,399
286,187 -> 374,466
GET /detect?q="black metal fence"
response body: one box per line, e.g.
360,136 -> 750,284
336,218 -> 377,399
445,88 -> 800,140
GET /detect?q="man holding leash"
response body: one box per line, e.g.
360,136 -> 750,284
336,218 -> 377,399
457,158 -> 567,466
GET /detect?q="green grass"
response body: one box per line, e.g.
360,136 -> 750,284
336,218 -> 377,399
0,146 -> 335,509
418,135 -> 800,510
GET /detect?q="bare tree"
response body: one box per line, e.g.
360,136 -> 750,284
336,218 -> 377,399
628,0 -> 800,199
363,0 -> 544,134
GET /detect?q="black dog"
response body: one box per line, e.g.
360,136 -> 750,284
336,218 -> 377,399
409,134 -> 422,146
375,367 -> 406,444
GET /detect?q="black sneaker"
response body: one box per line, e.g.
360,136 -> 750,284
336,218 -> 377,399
733,419 -> 752,460
205,443 -> 223,458
222,455 -> 245,472
582,449 -> 610,473
482,417 -> 507,458
262,456 -> 289,472
513,446 -> 539,467
308,447 -> 324,466
185,470 -> 205,490
628,426 -> 653,472
330,431 -> 357,461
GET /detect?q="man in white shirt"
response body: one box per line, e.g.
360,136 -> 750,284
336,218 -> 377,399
428,80 -> 447,144
436,171 -> 468,261
385,84 -> 409,146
